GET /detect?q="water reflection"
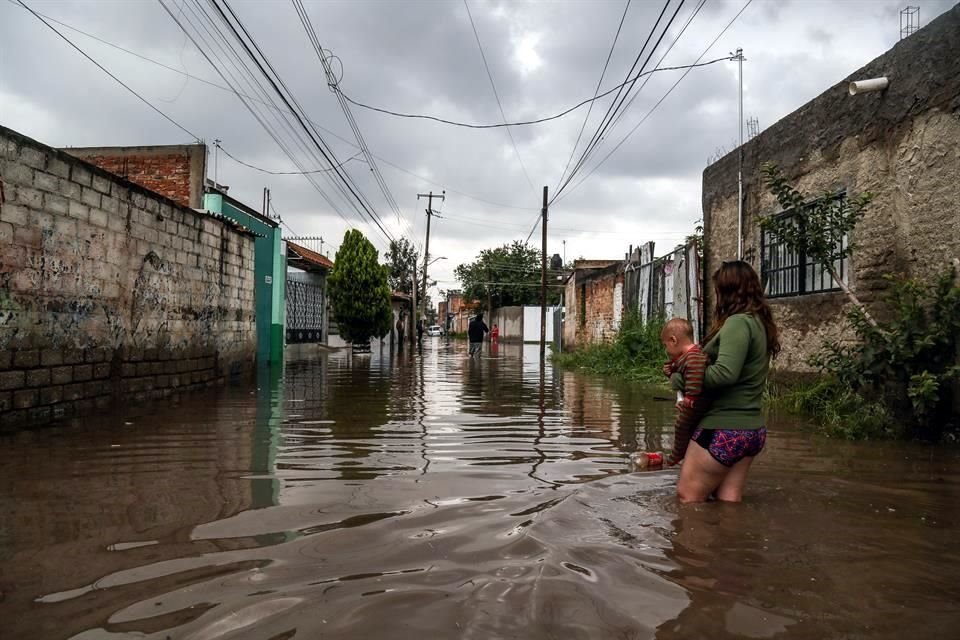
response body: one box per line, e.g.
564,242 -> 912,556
0,340 -> 958,639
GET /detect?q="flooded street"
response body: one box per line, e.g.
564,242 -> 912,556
2,340 -> 959,640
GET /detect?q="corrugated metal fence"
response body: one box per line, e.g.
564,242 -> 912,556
623,239 -> 703,341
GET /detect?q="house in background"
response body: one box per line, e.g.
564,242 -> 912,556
204,184 -> 285,367
563,259 -> 622,348
702,5 -> 960,371
285,240 -> 332,348
66,143 -> 287,367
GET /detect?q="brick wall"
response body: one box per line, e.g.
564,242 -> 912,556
64,144 -> 206,209
0,127 -> 256,430
565,265 -> 623,348
702,5 -> 960,372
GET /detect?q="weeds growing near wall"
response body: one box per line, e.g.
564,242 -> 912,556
767,378 -> 899,440
552,312 -> 666,384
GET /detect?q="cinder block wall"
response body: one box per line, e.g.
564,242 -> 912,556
0,127 -> 256,430
702,5 -> 960,372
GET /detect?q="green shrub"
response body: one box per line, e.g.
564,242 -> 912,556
810,268 -> 960,440
552,312 -> 666,383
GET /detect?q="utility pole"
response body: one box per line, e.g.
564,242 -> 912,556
410,268 -> 418,347
734,48 -> 745,260
539,186 -> 548,362
214,139 -> 221,185
417,190 -> 445,322
486,266 -> 492,318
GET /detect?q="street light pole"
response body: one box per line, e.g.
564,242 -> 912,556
735,47 -> 745,260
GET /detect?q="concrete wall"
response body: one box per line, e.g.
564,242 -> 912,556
522,305 -> 559,343
702,5 -> 960,371
64,144 -> 207,209
490,306 -> 523,341
0,126 -> 256,430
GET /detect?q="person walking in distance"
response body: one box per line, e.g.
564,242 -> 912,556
468,313 -> 489,357
396,313 -> 406,350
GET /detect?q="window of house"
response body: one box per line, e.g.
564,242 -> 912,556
761,193 -> 849,298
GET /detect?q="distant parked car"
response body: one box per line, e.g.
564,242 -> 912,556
426,325 -> 443,337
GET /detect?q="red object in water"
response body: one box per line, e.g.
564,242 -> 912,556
645,452 -> 663,466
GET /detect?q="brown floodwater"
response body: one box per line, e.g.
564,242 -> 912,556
1,340 -> 959,639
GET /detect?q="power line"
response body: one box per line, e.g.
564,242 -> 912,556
557,0 -> 708,202
555,0 -> 632,193
555,0 -> 754,203
15,0 -> 201,142
159,0 -> 363,232
219,144 -> 365,175
208,0 -> 396,245
0,3 -> 528,212
292,0 -> 407,230
462,0 -> 535,191
336,55 -> 732,131
554,0 -> 684,202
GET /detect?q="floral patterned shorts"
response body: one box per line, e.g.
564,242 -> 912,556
692,427 -> 767,467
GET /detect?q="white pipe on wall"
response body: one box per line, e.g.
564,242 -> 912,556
848,77 -> 889,95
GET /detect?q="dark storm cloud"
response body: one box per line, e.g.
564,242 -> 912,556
1,0 -> 956,292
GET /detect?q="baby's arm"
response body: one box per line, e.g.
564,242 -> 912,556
669,351 -> 710,463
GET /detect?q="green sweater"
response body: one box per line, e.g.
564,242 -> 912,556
672,313 -> 769,429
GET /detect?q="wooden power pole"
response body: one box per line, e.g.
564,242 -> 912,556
417,191 -> 444,323
539,186 -> 548,362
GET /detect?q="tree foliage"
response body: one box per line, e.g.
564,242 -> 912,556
761,163 -> 876,325
328,230 -> 393,345
384,237 -> 419,295
454,241 -> 561,310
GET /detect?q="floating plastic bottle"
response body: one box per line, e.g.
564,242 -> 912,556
630,451 -> 664,470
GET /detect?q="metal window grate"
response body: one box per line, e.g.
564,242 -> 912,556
286,277 -> 326,343
761,194 -> 848,298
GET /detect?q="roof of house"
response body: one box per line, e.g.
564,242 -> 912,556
287,240 -> 334,272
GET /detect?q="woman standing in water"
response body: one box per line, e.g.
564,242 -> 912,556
676,261 -> 780,503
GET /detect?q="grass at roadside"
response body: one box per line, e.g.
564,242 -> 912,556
766,377 -> 901,440
552,313 -> 667,384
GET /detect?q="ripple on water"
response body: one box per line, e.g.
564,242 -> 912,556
1,342 -> 959,639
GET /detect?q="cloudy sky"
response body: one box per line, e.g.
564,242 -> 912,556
1,0 -> 954,300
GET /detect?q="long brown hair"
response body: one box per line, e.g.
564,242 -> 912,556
703,261 -> 781,358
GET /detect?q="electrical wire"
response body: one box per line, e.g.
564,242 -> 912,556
208,0 -> 396,245
554,0 -> 632,193
524,0 -> 678,242
555,0 -> 754,203
15,1 -> 730,214
292,0 -> 408,230
220,144 -> 365,175
552,0 -> 708,206
596,0 -> 708,152
554,0 -> 685,202
215,0 -> 392,240
160,0 -> 362,232
336,55 -> 732,131
462,0 -> 535,191
16,0 -> 201,142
